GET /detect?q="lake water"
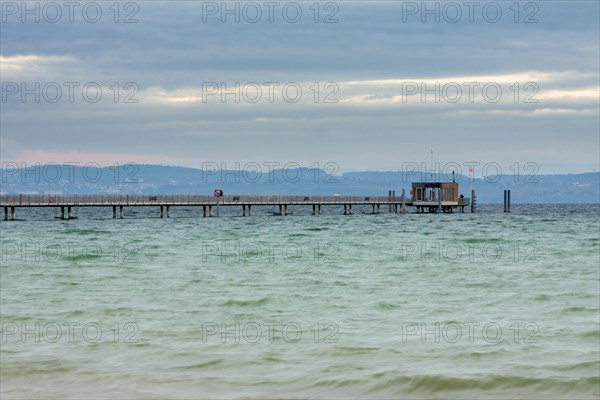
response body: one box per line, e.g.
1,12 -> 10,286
1,204 -> 599,399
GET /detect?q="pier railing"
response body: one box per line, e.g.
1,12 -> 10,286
0,194 -> 408,207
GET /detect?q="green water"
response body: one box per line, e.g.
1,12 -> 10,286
1,205 -> 599,399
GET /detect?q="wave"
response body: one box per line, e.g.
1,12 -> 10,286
364,373 -> 600,397
223,297 -> 270,307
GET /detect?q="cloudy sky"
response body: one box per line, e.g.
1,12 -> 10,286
1,1 -> 598,173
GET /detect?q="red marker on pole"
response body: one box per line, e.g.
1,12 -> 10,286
214,188 -> 223,216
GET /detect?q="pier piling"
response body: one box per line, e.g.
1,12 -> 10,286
401,189 -> 406,214
504,190 -> 511,213
119,206 -> 124,219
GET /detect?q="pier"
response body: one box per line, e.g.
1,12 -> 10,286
0,189 -> 474,220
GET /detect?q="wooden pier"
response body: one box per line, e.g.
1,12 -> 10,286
0,189 -> 473,220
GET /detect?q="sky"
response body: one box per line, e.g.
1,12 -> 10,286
1,0 -> 599,174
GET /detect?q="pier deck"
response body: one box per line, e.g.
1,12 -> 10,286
1,193 -> 418,220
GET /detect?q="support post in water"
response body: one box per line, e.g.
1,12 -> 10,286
401,189 -> 406,214
507,190 -> 511,213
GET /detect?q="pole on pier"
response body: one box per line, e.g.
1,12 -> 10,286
344,204 -> 347,215
160,206 -> 164,218
372,204 -> 375,214
279,205 -> 282,215
471,190 -> 476,213
312,205 -> 316,215
507,190 -> 511,213
389,190 -> 392,212
4,207 -> 7,221
401,189 -> 406,214
120,205 -> 124,219
61,206 -> 65,220
203,205 -> 206,218
503,190 -> 507,212
113,206 -> 116,219
10,207 -> 15,220
68,206 -> 73,219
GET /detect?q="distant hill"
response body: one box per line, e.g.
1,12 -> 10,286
1,164 -> 598,203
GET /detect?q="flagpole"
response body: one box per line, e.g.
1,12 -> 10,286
469,166 -> 473,192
